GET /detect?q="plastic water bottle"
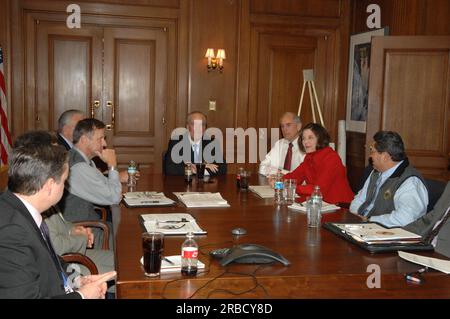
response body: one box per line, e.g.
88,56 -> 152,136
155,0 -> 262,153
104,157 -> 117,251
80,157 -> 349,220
311,185 -> 323,209
181,232 -> 198,276
127,160 -> 137,191
274,172 -> 284,204
308,185 -> 323,227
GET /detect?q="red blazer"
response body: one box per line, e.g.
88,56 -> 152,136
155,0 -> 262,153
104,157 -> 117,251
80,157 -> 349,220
284,146 -> 354,204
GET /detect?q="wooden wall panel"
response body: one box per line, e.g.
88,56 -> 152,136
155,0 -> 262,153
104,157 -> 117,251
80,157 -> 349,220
367,36 -> 450,181
382,51 -> 447,152
76,0 -> 180,8
250,0 -> 341,18
115,39 -> 155,135
51,38 -> 90,127
188,0 -> 238,133
348,0 -> 450,189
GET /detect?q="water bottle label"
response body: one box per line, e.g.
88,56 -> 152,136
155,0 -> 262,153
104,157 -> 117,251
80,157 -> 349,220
274,181 -> 284,190
182,247 -> 198,259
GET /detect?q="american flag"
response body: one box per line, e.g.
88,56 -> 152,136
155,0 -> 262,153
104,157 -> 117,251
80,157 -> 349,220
0,47 -> 12,166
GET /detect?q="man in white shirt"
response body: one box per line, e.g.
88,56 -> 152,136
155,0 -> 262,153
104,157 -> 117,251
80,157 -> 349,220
350,131 -> 428,227
259,112 -> 305,176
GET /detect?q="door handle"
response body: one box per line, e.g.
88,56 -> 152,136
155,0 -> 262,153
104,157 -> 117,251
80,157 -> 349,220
91,100 -> 100,118
106,100 -> 115,130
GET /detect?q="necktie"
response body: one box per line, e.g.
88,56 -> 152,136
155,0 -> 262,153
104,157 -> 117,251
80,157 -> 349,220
283,143 -> 293,171
40,221 -> 72,292
193,144 -> 201,163
357,171 -> 381,216
424,206 -> 450,244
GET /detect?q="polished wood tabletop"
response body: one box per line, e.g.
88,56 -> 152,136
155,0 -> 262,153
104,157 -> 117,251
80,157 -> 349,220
115,174 -> 450,299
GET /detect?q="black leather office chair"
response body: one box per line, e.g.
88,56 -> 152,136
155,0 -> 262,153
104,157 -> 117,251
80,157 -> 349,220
355,163 -> 374,193
424,178 -> 446,213
162,150 -> 167,175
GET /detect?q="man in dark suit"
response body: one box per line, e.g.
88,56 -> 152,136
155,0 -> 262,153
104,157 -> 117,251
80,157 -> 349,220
0,144 -> 115,298
404,182 -> 450,258
57,109 -> 84,150
164,111 -> 227,175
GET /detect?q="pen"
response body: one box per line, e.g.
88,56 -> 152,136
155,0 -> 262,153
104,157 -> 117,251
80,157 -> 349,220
141,201 -> 160,203
164,257 -> 175,265
405,274 -> 422,284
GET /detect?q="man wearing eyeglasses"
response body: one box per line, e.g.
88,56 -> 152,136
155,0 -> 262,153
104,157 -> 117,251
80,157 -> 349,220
350,131 -> 428,227
259,112 -> 305,176
164,111 -> 226,176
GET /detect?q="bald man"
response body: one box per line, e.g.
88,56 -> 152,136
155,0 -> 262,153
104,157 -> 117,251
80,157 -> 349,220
164,111 -> 226,176
259,112 -> 305,176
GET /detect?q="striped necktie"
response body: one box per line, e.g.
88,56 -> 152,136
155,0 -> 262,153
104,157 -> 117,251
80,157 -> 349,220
424,206 -> 450,244
40,221 -> 72,293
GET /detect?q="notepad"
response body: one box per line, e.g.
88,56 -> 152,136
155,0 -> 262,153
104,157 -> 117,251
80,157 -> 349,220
248,185 -> 274,198
140,213 -> 207,235
333,223 -> 422,243
288,201 -> 340,213
123,191 -> 176,207
139,255 -> 206,274
173,192 -> 230,208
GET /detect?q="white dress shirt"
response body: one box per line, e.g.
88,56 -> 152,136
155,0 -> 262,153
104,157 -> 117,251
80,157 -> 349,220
259,136 -> 305,176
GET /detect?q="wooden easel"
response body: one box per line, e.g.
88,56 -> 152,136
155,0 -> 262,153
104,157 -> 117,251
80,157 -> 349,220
297,69 -> 325,127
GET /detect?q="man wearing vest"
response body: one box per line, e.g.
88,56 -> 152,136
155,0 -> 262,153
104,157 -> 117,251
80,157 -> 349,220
58,119 -> 126,245
350,131 -> 428,227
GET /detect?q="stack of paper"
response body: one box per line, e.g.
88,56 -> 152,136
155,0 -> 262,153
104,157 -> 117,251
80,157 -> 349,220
173,192 -> 230,208
248,185 -> 274,198
288,201 -> 340,213
140,213 -> 207,235
140,255 -> 206,274
398,251 -> 450,274
123,191 -> 175,207
334,223 -> 422,244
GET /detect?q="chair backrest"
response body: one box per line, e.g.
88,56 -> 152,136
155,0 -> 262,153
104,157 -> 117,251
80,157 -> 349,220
354,163 -> 374,194
0,165 -> 8,192
424,178 -> 446,213
162,150 -> 167,175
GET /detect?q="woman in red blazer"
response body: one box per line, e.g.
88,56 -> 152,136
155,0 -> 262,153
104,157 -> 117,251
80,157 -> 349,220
283,123 -> 354,204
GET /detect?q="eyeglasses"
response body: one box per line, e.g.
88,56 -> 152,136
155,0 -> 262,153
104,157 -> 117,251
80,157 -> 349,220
366,144 -> 378,154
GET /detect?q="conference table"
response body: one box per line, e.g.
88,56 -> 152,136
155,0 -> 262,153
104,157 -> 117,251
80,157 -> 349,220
115,173 -> 450,299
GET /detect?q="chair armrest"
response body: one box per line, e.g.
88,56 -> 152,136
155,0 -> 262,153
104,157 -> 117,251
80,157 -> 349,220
94,206 -> 108,221
73,220 -> 110,250
62,253 -> 99,275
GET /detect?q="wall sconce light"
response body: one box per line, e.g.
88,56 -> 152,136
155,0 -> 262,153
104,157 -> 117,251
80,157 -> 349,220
205,48 -> 226,72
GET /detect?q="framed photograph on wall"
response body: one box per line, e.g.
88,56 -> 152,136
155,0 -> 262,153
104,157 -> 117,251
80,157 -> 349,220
346,27 -> 388,133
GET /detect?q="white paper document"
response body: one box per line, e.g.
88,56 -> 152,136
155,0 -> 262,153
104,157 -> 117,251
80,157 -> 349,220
399,251 -> 450,274
248,185 -> 274,198
123,191 -> 175,207
140,213 -> 207,235
140,255 -> 206,274
333,223 -> 422,243
288,201 -> 340,213
173,192 -> 230,208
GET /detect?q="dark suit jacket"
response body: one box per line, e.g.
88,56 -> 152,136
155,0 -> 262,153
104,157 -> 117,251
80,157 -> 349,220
404,182 -> 450,258
0,191 -> 80,299
164,134 -> 227,176
57,133 -> 71,151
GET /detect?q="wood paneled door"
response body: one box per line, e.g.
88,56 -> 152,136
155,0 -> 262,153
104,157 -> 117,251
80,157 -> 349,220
367,36 -> 450,181
26,15 -> 168,172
